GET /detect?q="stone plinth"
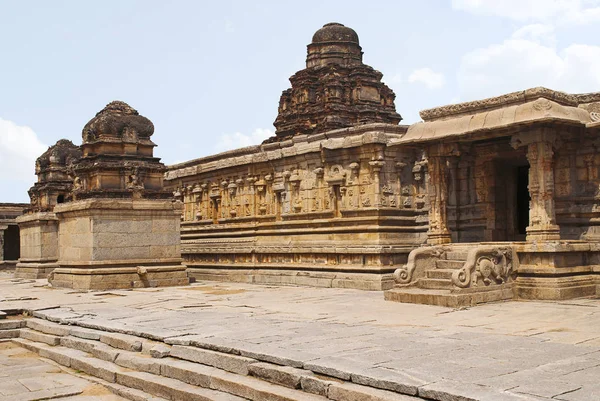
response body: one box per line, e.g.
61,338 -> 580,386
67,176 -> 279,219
513,241 -> 600,300
49,199 -> 188,290
14,212 -> 59,279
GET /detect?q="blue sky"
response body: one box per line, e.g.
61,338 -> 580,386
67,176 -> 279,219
1,0 -> 600,202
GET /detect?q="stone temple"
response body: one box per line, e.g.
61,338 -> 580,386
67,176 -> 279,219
6,22 -> 600,306
164,22 -> 600,306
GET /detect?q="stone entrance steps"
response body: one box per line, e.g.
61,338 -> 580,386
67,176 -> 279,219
416,248 -> 470,292
1,316 -> 420,401
385,245 -> 514,308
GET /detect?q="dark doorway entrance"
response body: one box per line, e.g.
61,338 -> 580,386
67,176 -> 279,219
492,158 -> 529,242
516,166 -> 530,237
3,225 -> 20,261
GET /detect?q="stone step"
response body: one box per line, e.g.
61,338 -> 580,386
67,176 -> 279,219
384,288 -> 471,308
19,319 -> 422,401
444,251 -> 469,261
384,287 -> 514,308
434,260 -> 464,270
0,319 -> 25,330
12,338 -> 248,401
425,269 -> 454,280
418,278 -> 453,290
20,328 -> 62,345
14,331 -> 334,401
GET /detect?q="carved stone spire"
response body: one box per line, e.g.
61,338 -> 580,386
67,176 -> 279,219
73,101 -> 171,200
270,23 -> 401,142
27,139 -> 82,212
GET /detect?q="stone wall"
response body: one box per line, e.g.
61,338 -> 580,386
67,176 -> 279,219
165,124 -> 428,290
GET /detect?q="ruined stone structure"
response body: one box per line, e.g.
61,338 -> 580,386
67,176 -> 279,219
47,101 -> 188,289
15,139 -> 81,278
165,23 -> 600,305
0,203 -> 27,269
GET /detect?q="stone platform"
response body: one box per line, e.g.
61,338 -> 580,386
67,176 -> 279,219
384,241 -> 600,307
2,272 -> 600,400
49,199 -> 189,290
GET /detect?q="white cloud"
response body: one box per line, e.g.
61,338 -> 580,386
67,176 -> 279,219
0,118 -> 47,202
214,128 -> 274,152
224,19 -> 235,33
458,34 -> 600,101
407,68 -> 445,89
511,23 -> 555,45
452,0 -> 600,24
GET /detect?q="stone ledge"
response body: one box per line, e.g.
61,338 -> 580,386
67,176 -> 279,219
54,199 -> 183,214
187,268 -> 394,291
56,258 -> 184,268
384,287 -> 514,308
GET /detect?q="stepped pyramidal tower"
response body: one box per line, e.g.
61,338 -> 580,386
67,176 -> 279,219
270,22 -> 401,141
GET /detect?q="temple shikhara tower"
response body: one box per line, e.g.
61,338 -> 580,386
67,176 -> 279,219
47,101 -> 188,289
272,22 -> 401,140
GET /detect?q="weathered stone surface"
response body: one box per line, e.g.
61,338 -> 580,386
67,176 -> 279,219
70,326 -> 103,340
300,375 -> 334,397
0,342 -> 125,401
0,329 -> 21,339
6,266 -> 600,401
0,319 -> 25,330
115,352 -> 161,375
100,332 -> 143,352
170,345 -> 253,375
19,328 -> 61,346
117,370 -> 246,401
70,354 -> 122,382
159,358 -> 212,387
26,318 -> 70,336
148,343 -> 171,358
61,336 -> 97,353
90,342 -> 121,363
328,382 -> 418,401
350,368 -> 421,396
248,362 -> 304,389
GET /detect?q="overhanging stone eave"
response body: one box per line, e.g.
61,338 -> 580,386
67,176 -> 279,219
394,116 -> 588,147
420,87 -> 582,121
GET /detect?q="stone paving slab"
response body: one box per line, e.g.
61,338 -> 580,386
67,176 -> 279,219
0,341 -> 127,401
2,271 -> 600,400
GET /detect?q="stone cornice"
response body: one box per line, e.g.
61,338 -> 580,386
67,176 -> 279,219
420,87 -> 583,121
166,123 -> 406,180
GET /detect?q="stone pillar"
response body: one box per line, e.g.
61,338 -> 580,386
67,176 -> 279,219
0,225 -> 6,263
426,144 -> 459,244
426,155 -> 451,244
511,130 -> 561,241
369,156 -> 385,207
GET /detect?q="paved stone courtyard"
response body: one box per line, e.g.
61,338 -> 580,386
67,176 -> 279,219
1,270 -> 600,400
